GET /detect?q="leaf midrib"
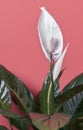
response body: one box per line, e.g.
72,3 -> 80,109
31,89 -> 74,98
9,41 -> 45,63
5,83 -> 30,116
47,81 -> 52,115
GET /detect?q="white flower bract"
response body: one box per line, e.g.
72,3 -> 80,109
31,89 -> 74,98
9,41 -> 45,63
53,43 -> 69,81
38,7 -> 63,61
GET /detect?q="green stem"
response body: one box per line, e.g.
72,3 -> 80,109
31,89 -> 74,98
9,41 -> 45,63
47,53 -> 55,115
50,53 -> 54,85
8,119 -> 13,130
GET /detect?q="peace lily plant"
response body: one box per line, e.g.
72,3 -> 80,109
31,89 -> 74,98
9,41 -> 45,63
0,7 -> 83,130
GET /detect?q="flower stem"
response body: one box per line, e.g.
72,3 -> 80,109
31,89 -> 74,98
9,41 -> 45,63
46,52 -> 55,115
50,52 -> 54,85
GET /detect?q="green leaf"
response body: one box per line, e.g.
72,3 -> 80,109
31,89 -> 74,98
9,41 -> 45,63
39,70 -> 60,115
0,79 -> 11,111
30,112 -> 70,130
59,73 -> 83,116
62,98 -> 83,130
54,69 -> 65,97
60,73 -> 83,116
39,69 -> 63,115
0,65 -> 35,115
58,74 -> 83,130
9,118 -> 29,130
61,92 -> 83,116
73,98 -> 83,118
58,68 -> 65,79
39,72 -> 55,115
54,84 -> 83,111
0,110 -> 30,130
61,118 -> 83,130
0,126 -> 9,130
61,73 -> 83,93
54,78 -> 60,97
54,73 -> 83,112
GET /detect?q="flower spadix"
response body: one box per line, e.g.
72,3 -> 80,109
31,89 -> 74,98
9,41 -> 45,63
38,7 -> 63,61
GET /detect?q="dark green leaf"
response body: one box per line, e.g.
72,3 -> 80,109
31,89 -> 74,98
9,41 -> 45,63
61,73 -> 83,93
59,73 -> 83,116
62,92 -> 83,115
39,72 -> 55,115
58,74 -> 83,130
61,118 -> 83,130
39,70 -> 60,115
54,78 -> 60,97
58,68 -> 65,79
0,79 -> 11,111
54,84 -> 83,111
62,98 -> 83,130
33,126 -> 39,130
0,110 -> 31,130
0,126 -> 9,130
59,127 -> 65,130
54,69 -> 65,97
0,65 -> 35,116
55,73 -> 83,112
73,98 -> 83,118
9,118 -> 29,130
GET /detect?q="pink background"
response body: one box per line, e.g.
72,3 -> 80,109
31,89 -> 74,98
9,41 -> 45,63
0,0 -> 83,129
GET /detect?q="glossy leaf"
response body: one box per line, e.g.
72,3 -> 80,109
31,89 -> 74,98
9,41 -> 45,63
60,73 -> 83,118
58,68 -> 65,79
60,95 -> 83,130
59,99 -> 83,130
55,74 -> 83,109
54,78 -> 60,97
0,126 -> 9,130
61,73 -> 83,93
54,69 -> 65,97
30,112 -> 70,130
69,98 -> 83,129
39,72 -> 55,115
9,118 -> 29,130
60,118 -> 83,130
61,92 -> 83,115
58,74 -> 83,130
0,110 -> 30,130
73,98 -> 83,118
0,65 -> 35,115
0,79 -> 11,111
39,69 -> 64,115
54,84 -> 83,111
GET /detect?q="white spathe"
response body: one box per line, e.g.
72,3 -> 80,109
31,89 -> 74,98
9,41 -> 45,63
38,7 -> 63,61
53,43 -> 69,81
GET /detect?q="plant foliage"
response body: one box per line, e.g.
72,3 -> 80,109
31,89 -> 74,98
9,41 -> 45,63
0,65 -> 82,130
